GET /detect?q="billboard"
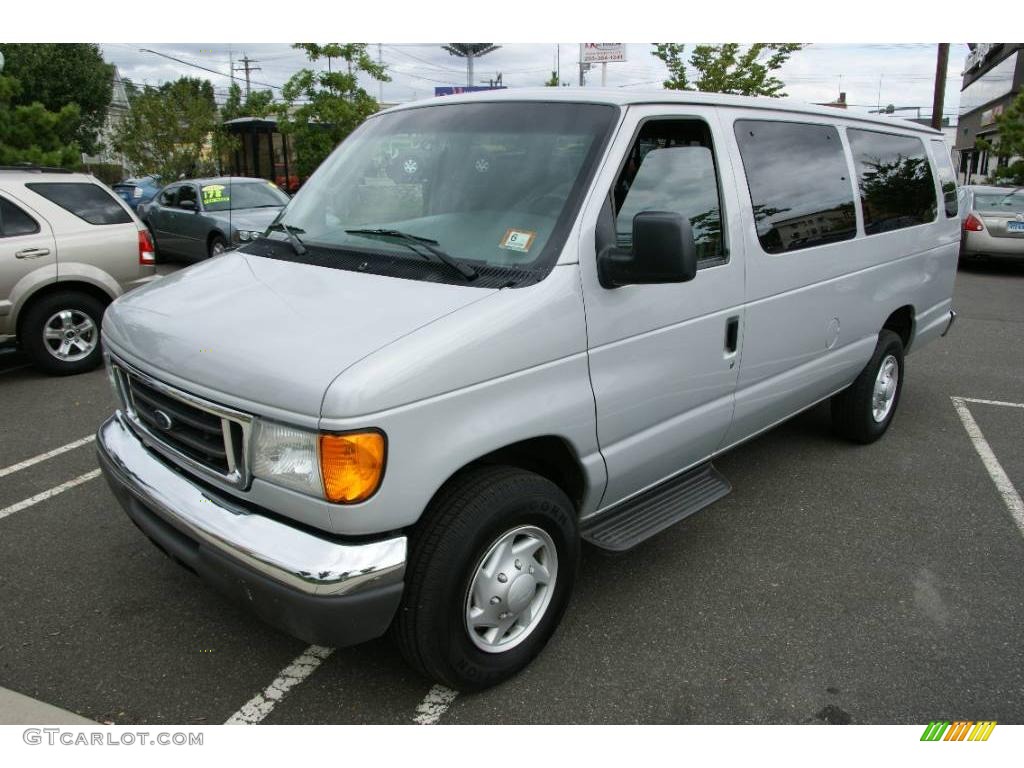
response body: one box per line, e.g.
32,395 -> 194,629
581,44 -> 627,64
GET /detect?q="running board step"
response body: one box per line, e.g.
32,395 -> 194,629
581,463 -> 731,552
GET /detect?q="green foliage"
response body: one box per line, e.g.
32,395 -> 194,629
277,43 -> 390,178
221,81 -> 276,122
111,77 -> 220,180
0,72 -> 81,167
544,71 -> 559,87
652,43 -> 803,96
977,90 -> 1024,185
0,43 -> 114,154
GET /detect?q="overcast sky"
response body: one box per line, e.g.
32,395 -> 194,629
100,43 -> 971,121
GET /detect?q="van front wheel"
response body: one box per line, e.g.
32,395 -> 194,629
831,329 -> 904,444
393,466 -> 579,692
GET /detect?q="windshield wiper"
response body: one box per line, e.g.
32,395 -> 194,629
267,222 -> 307,256
345,228 -> 477,281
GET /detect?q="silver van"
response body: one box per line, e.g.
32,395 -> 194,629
0,168 -> 157,374
96,90 -> 959,690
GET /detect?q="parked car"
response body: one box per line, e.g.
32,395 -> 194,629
96,90 -> 959,690
112,174 -> 162,212
0,167 -> 157,375
139,176 -> 289,261
959,184 -> 1024,261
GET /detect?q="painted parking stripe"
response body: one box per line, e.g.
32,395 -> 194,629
225,645 -> 333,724
951,397 -> 1024,536
959,397 -> 1024,410
0,469 -> 102,522
413,685 -> 459,725
0,435 -> 95,479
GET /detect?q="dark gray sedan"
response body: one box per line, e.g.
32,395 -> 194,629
140,176 -> 289,261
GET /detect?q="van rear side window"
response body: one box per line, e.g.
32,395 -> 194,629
847,130 -> 938,233
26,182 -> 132,226
734,120 -> 856,254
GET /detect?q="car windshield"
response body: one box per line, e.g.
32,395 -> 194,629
268,101 -> 618,284
201,181 -> 289,211
974,189 -> 1024,213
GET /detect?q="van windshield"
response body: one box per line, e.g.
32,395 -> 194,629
261,101 -> 618,287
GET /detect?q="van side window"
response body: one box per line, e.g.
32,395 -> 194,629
733,120 -> 856,254
847,129 -> 938,233
613,119 -> 725,264
0,197 -> 41,238
930,139 -> 959,218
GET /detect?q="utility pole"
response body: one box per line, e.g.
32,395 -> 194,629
234,54 -> 261,98
931,43 -> 950,130
378,43 -> 384,103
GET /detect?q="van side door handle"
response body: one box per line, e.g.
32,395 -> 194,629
15,247 -> 51,259
724,315 -> 740,356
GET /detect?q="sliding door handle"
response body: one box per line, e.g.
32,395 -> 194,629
724,315 -> 740,356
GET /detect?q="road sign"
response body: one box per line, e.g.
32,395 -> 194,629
581,44 -> 627,64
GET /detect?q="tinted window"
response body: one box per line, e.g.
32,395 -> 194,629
614,119 -> 724,262
734,120 -> 856,254
158,187 -> 177,206
178,184 -> 198,207
930,140 -> 958,218
847,130 -> 937,234
0,197 -> 41,237
26,182 -> 132,225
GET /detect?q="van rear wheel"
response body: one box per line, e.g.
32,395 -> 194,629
393,466 -> 578,691
831,329 -> 904,444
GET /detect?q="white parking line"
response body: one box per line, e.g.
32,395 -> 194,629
0,434 -> 95,479
0,469 -> 102,522
951,396 -> 1024,536
225,645 -> 333,724
413,685 -> 459,725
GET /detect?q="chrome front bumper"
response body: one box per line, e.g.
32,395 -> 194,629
97,413 -> 406,597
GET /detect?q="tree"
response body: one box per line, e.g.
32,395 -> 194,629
544,71 -> 559,87
277,43 -> 390,178
112,77 -> 220,179
0,71 -> 81,167
652,43 -> 803,96
0,43 -> 114,154
976,90 -> 1024,185
220,81 -> 275,122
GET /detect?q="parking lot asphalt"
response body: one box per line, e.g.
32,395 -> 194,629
1,258 -> 1022,725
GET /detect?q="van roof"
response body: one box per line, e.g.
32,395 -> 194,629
381,87 -> 942,136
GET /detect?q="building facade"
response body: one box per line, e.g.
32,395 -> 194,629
954,43 -> 1023,184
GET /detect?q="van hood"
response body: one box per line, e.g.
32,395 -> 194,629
103,251 -> 497,418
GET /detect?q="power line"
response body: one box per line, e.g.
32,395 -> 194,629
137,48 -> 284,92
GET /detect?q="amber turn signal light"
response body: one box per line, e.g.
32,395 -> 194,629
319,432 -> 386,503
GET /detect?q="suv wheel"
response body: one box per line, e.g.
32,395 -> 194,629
393,466 -> 579,691
831,329 -> 905,443
21,291 -> 106,375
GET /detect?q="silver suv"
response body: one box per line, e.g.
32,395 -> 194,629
0,167 -> 157,374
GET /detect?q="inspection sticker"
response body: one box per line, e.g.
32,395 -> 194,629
500,228 -> 536,252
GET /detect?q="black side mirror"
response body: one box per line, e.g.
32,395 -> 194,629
598,210 -> 697,288
179,199 -> 197,211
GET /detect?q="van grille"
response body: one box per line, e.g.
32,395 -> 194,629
111,358 -> 252,487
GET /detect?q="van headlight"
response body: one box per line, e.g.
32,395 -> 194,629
251,420 -> 386,504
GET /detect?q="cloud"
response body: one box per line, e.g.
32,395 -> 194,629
101,42 -> 971,119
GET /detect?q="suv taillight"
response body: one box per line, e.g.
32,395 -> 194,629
138,228 -> 155,264
964,213 -> 984,232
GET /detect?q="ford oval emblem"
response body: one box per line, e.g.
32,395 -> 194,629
153,409 -> 173,430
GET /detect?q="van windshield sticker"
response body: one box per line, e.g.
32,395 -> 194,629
500,228 -> 536,252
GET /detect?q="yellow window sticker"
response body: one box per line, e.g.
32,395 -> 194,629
500,228 -> 536,253
201,184 -> 229,204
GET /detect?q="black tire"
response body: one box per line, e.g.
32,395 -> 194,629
393,466 -> 579,691
20,291 -> 106,376
208,234 -> 227,258
831,329 -> 905,444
